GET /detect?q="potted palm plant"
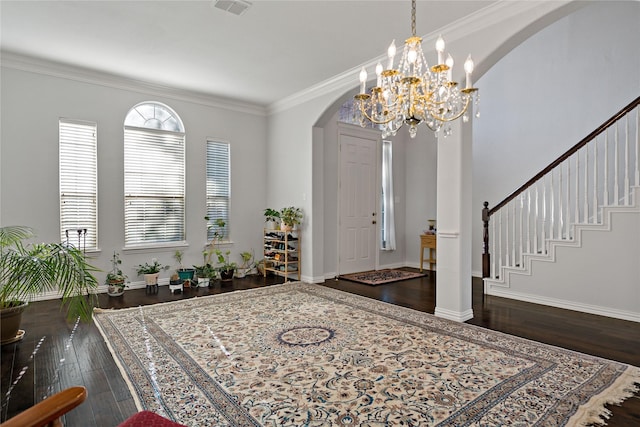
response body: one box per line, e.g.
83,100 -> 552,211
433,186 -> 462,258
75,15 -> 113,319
0,225 -> 99,345
106,251 -> 127,297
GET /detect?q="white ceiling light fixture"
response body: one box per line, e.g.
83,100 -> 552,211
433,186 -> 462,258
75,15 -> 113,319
354,0 -> 479,139
213,0 -> 252,16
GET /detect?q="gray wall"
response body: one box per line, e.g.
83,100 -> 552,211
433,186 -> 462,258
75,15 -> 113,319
472,0 -> 640,276
0,66 -> 268,286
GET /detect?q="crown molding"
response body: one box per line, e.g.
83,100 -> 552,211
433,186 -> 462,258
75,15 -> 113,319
1,50 -> 267,117
269,0 -> 573,115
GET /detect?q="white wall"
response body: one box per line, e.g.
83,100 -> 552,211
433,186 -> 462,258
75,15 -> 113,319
472,1 -> 640,276
0,65 -> 268,286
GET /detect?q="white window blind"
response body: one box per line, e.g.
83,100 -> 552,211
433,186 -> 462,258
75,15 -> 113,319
59,119 -> 98,250
124,102 -> 186,247
206,140 -> 230,240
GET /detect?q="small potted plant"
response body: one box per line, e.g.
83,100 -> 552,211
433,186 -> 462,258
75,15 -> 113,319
279,206 -> 303,232
106,251 -> 127,297
215,249 -> 237,283
263,208 -> 280,230
136,258 -> 169,292
235,250 -> 254,278
174,249 -> 195,283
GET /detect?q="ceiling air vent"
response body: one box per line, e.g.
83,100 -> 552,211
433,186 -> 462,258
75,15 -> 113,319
213,0 -> 252,16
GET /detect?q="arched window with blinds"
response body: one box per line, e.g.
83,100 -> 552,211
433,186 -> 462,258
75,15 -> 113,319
123,102 -> 185,247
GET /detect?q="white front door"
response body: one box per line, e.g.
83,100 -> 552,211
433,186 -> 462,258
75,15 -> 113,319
338,126 -> 379,275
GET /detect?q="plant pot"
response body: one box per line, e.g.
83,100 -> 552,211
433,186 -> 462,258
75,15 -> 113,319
280,222 -> 293,232
107,280 -> 125,297
177,268 -> 195,282
220,269 -> 235,282
198,277 -> 210,287
1,301 -> 28,345
235,267 -> 247,278
144,273 -> 160,286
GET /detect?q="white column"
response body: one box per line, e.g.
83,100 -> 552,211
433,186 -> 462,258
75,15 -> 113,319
435,118 -> 474,322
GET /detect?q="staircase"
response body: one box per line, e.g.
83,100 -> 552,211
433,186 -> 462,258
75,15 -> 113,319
482,96 -> 640,322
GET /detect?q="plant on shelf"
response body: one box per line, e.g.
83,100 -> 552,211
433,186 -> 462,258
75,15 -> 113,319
106,251 -> 127,297
279,206 -> 303,231
263,208 -> 280,229
235,250 -> 254,278
0,225 -> 99,344
215,249 -> 237,282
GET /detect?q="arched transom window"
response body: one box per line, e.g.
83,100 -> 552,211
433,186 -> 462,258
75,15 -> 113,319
124,102 -> 185,246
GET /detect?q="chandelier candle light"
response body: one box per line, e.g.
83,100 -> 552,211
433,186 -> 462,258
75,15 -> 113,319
354,0 -> 479,139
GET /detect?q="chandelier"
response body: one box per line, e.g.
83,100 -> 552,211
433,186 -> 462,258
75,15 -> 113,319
354,0 -> 479,139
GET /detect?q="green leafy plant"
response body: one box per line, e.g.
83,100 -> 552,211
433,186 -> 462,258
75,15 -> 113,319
135,258 -> 169,275
280,206 -> 303,227
193,263 -> 214,278
0,225 -> 99,321
239,250 -> 254,270
173,249 -> 184,270
215,249 -> 237,274
106,251 -> 127,291
263,208 -> 280,223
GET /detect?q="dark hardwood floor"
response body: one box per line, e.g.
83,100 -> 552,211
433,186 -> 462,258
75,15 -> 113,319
2,272 -> 639,426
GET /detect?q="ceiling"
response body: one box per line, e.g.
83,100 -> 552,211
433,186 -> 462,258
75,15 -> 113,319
0,1 -> 496,107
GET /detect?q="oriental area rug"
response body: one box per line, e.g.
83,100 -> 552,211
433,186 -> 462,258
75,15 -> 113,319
94,283 -> 640,426
340,269 -> 426,285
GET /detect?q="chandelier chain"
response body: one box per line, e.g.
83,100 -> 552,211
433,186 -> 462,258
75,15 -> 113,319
411,0 -> 416,37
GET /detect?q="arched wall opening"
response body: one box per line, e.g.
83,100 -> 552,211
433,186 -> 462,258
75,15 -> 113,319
308,1 -> 614,279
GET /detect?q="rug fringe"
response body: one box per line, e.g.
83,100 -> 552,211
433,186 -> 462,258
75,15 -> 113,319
568,367 -> 640,426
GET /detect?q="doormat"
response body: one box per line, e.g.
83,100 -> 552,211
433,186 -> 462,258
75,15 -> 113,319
94,283 -> 640,426
340,268 -> 426,285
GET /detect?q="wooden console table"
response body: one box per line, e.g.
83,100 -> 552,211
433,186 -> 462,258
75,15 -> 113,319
420,234 -> 436,272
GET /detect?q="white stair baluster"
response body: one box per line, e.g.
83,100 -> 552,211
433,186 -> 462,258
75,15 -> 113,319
498,210 -> 503,275
614,122 -> 619,205
550,170 -> 555,240
624,114 -> 630,204
584,147 -> 589,224
512,202 -> 516,266
527,189 -> 532,254
491,218 -> 496,279
505,205 -> 510,267
533,186 -> 539,254
603,130 -> 609,209
593,136 -> 598,223
559,163 -> 564,239
542,178 -> 547,254
519,194 -> 524,266
634,107 -> 640,185
575,153 -> 579,226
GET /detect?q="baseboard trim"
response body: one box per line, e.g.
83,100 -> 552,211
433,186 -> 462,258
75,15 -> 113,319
434,307 -> 474,323
486,287 -> 640,323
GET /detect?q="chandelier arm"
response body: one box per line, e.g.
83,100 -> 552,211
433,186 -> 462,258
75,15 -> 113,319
357,103 -> 397,125
429,96 -> 472,122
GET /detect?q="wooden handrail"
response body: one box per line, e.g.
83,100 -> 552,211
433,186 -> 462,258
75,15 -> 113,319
488,95 -> 640,217
1,386 -> 87,427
